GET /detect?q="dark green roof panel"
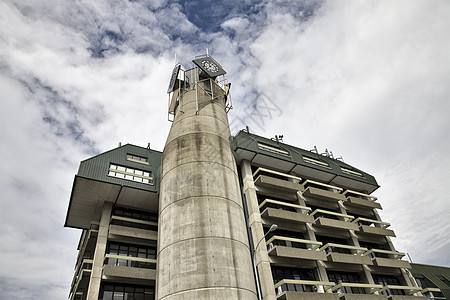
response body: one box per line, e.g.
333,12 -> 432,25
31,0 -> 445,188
77,144 -> 162,192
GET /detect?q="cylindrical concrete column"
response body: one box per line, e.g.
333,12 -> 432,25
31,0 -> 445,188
156,81 -> 257,300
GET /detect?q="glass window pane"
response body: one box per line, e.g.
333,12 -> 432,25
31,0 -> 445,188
103,291 -> 113,300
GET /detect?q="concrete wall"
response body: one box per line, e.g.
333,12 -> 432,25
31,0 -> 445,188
157,82 -> 256,299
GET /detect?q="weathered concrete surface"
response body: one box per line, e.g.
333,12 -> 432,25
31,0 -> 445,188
269,246 -> 327,261
303,187 -> 346,202
359,225 -> 396,237
372,257 -> 411,269
157,84 -> 256,299
261,207 -> 314,224
327,253 -> 373,265
103,265 -> 156,281
346,196 -> 382,209
315,218 -> 359,231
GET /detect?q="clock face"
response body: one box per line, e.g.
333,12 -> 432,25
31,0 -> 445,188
193,56 -> 226,78
201,60 -> 219,73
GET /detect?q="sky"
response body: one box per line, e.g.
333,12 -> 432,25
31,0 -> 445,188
0,0 -> 449,299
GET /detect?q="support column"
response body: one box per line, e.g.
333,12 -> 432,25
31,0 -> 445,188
87,201 -> 112,300
241,160 -> 277,300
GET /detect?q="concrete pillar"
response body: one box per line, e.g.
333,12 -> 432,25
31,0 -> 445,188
241,160 -> 277,300
157,82 -> 257,300
87,201 -> 112,300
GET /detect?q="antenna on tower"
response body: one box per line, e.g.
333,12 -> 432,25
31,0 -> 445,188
206,48 -> 209,56
174,53 -> 177,64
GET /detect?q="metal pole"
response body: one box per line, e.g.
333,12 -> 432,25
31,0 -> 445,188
252,224 -> 277,300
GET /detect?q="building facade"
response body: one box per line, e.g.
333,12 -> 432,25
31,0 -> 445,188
65,55 -> 446,300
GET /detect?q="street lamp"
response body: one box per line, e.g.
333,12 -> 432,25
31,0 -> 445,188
253,224 -> 278,300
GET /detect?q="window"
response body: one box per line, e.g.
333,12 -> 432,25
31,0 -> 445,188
303,156 -> 330,168
100,284 -> 154,300
358,241 -> 389,258
272,266 -> 317,292
258,143 -> 290,157
316,235 -> 351,254
112,206 -> 158,230
127,154 -> 149,164
341,167 -> 364,178
372,275 -> 405,296
106,242 -> 156,269
266,229 -> 306,249
327,271 -> 365,294
108,164 -> 153,185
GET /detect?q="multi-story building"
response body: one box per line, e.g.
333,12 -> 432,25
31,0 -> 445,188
65,54 -> 446,300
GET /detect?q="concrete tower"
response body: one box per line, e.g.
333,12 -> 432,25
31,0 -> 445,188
156,55 -> 257,299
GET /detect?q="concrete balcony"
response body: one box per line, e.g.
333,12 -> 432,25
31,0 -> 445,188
275,279 -> 336,299
315,217 -> 359,231
103,265 -> 157,281
261,207 -> 314,224
359,225 -> 396,237
311,209 -> 357,231
326,252 -> 372,265
303,187 -> 346,202
318,243 -> 372,265
372,257 -> 411,269
268,246 -> 327,261
103,254 -> 157,283
255,175 -> 304,193
326,282 -> 383,294
377,285 -> 422,296
346,196 -> 382,209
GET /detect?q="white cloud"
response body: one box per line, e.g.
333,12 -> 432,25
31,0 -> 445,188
0,0 -> 449,299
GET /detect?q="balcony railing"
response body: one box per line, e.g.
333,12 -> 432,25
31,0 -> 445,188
377,285 -> 422,295
302,179 -> 343,193
104,254 -> 157,269
253,167 -> 302,182
363,249 -> 405,259
310,209 -> 354,221
69,259 -> 93,300
274,279 -> 335,296
316,243 -> 367,255
421,287 -> 445,299
326,282 -> 383,294
351,217 -> 390,228
342,189 -> 377,201
259,199 -> 311,214
266,236 -> 322,250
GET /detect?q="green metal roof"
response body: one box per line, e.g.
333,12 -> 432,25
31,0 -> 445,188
65,144 -> 162,229
411,263 -> 450,299
230,130 -> 379,194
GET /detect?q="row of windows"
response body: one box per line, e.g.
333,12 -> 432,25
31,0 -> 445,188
100,284 -> 154,300
106,243 -> 156,269
127,153 -> 149,164
256,144 -> 364,177
107,243 -> 156,259
108,164 -> 153,185
112,207 -> 158,231
113,207 -> 158,222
